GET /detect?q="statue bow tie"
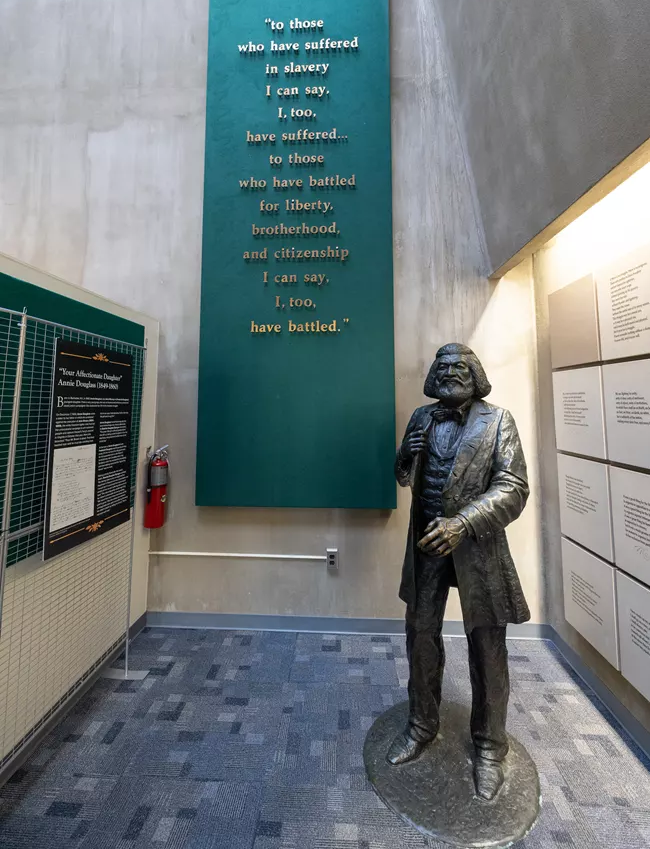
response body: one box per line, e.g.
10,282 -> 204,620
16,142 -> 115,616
432,406 -> 466,424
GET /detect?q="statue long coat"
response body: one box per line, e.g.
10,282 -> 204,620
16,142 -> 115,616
396,399 -> 531,632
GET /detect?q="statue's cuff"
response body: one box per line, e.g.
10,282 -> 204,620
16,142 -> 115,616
395,446 -> 411,474
456,514 -> 473,538
456,503 -> 491,541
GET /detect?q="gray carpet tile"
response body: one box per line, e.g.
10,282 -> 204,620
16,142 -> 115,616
0,628 -> 648,848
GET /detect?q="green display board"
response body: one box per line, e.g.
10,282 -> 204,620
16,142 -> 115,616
0,272 -> 145,347
197,0 -> 395,508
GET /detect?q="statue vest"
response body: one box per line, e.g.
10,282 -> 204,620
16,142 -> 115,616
420,426 -> 461,522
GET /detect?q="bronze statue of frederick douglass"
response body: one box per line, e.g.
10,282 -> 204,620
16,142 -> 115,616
387,343 -> 530,802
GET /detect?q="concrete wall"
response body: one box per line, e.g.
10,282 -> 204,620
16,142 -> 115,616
434,0 -> 650,273
532,163 -> 650,733
0,0 -> 544,625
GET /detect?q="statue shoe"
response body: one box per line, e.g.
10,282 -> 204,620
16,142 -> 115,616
385,730 -> 428,765
473,757 -> 505,801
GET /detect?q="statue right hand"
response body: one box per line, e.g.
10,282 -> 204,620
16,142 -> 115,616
401,428 -> 428,458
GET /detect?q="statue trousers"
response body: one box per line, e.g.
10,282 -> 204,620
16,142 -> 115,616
405,554 -> 509,762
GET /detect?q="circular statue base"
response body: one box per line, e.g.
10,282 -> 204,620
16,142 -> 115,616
364,701 -> 540,848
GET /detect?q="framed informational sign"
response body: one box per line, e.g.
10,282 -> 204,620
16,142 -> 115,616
196,0 -> 395,508
551,366 -> 607,459
561,538 -> 619,670
44,340 -> 133,560
596,244 -> 650,361
556,453 -> 613,561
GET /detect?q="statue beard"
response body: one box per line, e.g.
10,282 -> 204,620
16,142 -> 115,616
436,381 -> 475,407
424,365 -> 476,407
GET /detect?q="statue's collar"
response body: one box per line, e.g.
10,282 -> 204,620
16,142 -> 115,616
432,397 -> 474,425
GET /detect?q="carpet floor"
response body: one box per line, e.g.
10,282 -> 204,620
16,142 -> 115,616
0,627 -> 648,848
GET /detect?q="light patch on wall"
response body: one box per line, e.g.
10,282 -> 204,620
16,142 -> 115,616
468,259 -> 543,625
539,161 -> 650,295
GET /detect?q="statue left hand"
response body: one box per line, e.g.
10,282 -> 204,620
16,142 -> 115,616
418,516 -> 467,556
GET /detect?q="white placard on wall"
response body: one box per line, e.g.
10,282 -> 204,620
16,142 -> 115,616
548,275 -> 601,369
552,367 -> 607,459
596,244 -> 650,360
610,466 -> 650,587
557,453 -> 613,561
561,537 -> 619,669
616,571 -> 650,702
603,360 -> 650,469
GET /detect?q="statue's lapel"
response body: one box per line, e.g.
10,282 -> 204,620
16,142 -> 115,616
443,401 -> 495,492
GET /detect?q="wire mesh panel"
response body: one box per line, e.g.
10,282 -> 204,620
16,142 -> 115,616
0,522 -> 132,766
4,313 -> 145,567
0,305 -> 146,770
0,313 -> 22,541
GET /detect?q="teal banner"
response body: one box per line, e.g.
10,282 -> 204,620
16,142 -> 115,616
0,272 -> 145,346
197,0 -> 395,508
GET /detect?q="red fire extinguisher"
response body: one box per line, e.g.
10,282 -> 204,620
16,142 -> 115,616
144,445 -> 169,529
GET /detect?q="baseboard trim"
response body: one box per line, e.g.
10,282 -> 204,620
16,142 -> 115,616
128,612 -> 147,641
145,610 -> 551,639
549,630 -> 650,760
0,612 -> 147,789
146,611 -> 406,634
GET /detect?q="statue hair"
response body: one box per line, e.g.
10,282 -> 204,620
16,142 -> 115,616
423,343 -> 492,399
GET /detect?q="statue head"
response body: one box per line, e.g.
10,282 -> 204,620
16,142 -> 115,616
423,343 -> 491,407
